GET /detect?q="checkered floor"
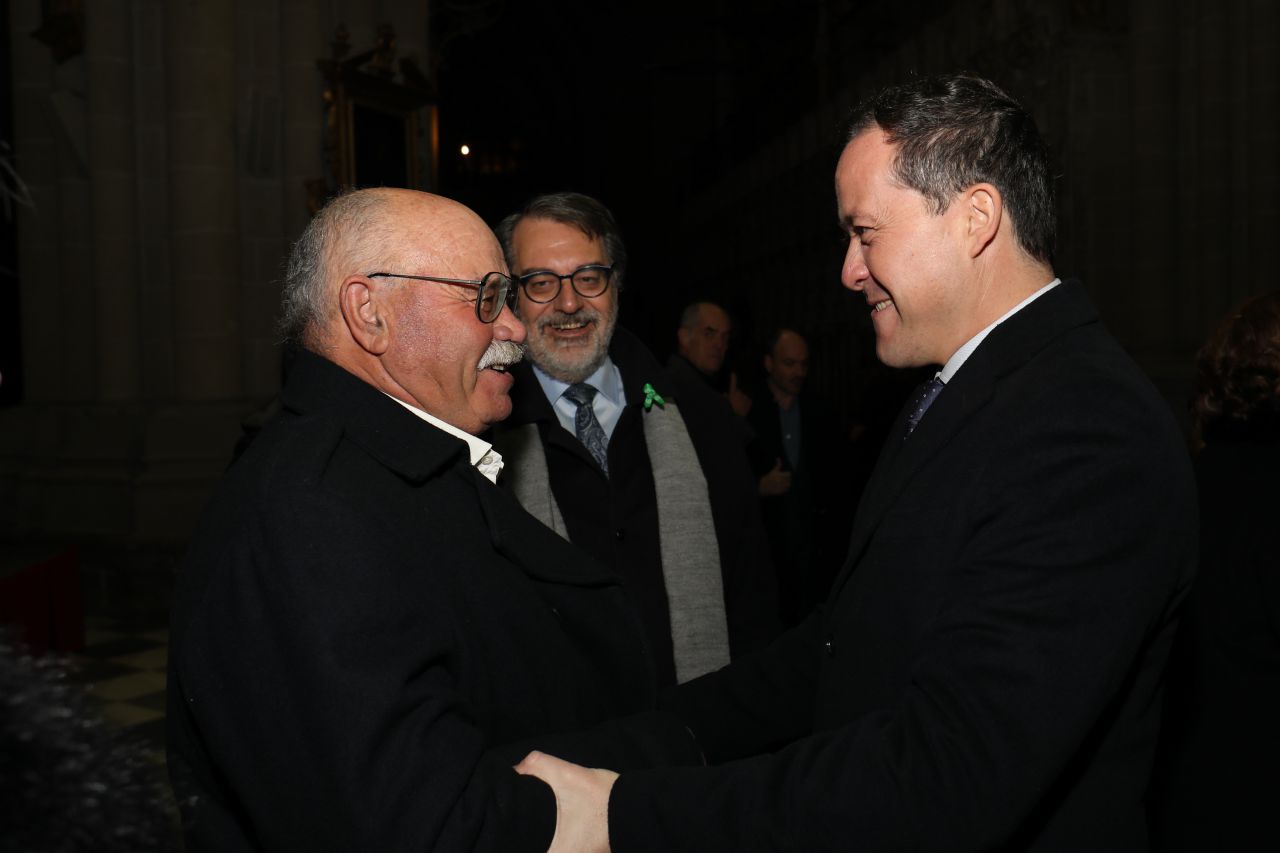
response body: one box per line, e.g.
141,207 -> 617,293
69,612 -> 171,755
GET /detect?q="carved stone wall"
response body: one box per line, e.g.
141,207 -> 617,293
1,0 -> 430,546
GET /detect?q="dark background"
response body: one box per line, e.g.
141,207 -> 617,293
429,0 -> 917,380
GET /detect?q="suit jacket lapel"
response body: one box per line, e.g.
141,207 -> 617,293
831,359 -> 996,600
827,280 -> 1098,603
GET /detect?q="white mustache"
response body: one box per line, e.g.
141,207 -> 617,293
478,340 -> 526,370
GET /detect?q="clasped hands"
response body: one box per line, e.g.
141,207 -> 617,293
515,751 -> 617,853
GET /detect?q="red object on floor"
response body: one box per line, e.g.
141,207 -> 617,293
0,547 -> 85,655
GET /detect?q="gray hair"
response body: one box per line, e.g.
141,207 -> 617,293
679,301 -> 726,330
279,189 -> 395,348
494,192 -> 628,293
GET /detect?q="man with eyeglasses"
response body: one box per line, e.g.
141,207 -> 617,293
167,188 -> 700,852
492,192 -> 778,689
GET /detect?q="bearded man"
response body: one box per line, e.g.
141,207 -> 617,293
491,192 -> 777,688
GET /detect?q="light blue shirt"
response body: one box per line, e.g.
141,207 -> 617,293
533,358 -> 628,442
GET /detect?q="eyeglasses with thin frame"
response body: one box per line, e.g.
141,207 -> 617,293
517,265 -> 614,304
366,271 -> 514,324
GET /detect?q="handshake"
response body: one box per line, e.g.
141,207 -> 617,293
516,752 -> 617,853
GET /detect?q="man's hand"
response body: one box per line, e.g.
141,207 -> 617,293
727,372 -> 753,417
759,459 -> 792,496
516,751 -> 617,853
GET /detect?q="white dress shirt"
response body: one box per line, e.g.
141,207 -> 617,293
386,395 -> 504,483
937,278 -> 1061,383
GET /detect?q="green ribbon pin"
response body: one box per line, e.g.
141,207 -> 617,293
642,382 -> 666,411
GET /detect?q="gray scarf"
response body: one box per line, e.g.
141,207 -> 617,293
498,401 -> 731,683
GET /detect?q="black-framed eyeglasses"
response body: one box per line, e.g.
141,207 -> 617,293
517,265 -> 614,304
367,271 -> 514,324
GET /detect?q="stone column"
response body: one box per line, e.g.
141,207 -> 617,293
85,0 -> 140,402
1129,0 -> 1179,352
9,0 -> 61,402
280,0 -> 323,241
165,0 -> 240,401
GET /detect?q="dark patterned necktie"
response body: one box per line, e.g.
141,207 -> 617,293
904,376 -> 946,438
563,383 -> 610,475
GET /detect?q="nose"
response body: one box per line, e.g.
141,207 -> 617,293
494,302 -> 527,343
553,275 -> 582,313
841,238 -> 868,292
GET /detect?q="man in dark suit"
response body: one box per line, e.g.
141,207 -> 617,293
166,189 -> 698,852
517,73 -> 1197,852
491,194 -> 777,688
668,301 -> 755,418
746,328 -> 851,627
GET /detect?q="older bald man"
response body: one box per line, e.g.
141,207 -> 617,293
166,189 -> 697,853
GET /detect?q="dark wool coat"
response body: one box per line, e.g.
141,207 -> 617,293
608,281 -> 1198,852
167,350 -> 696,852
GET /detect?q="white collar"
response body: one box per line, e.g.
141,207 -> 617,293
385,395 -> 504,484
938,278 -> 1061,383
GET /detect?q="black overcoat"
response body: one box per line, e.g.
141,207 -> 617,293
608,281 -> 1198,852
167,351 -> 695,852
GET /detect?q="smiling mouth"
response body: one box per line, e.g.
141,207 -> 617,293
549,319 -> 592,331
871,299 -> 894,313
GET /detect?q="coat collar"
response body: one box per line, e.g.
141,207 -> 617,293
833,280 -> 1099,596
473,475 -> 620,585
283,350 -> 617,587
281,349 -> 468,485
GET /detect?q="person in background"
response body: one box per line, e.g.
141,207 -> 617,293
746,327 -> 851,626
670,301 -> 753,417
492,193 -> 777,687
1149,291 -> 1280,852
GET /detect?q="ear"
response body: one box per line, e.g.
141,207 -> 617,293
763,353 -> 774,373
963,183 -> 1002,259
677,326 -> 692,353
339,275 -> 391,355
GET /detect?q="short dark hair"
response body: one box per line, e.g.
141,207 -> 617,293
764,327 -> 806,356
1193,292 -> 1280,445
495,192 -> 628,292
846,73 -> 1056,264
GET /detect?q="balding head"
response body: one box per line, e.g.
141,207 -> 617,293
280,188 -> 527,434
282,189 -> 495,350
677,301 -> 732,376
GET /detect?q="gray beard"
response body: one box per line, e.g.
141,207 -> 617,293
525,306 -> 617,384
